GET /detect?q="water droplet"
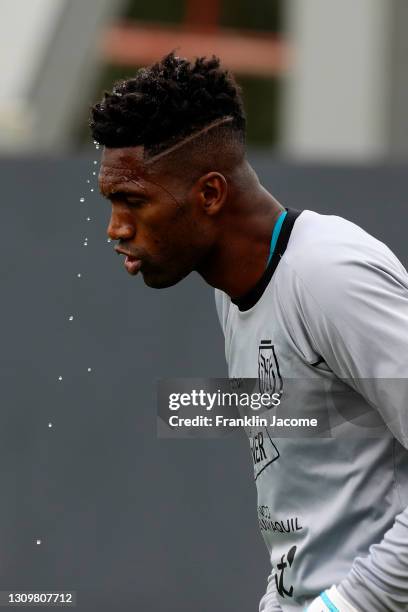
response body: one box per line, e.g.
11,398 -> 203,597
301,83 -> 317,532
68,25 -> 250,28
36,539 -> 42,545
48,422 -> 52,428
80,197 -> 85,203
68,315 -> 74,321
87,367 -> 92,372
92,172 -> 96,176
93,140 -> 97,145
107,238 -> 111,243
77,273 -> 81,278
86,217 -> 91,221
83,242 -> 88,247
58,376 -> 62,381
93,160 -> 98,165
90,188 -> 94,192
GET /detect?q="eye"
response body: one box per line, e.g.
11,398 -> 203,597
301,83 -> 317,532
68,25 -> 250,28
126,198 -> 146,207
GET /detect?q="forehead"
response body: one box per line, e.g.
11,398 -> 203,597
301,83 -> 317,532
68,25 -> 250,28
99,146 -> 152,196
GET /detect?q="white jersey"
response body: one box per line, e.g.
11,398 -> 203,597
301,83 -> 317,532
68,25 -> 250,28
215,209 -> 408,611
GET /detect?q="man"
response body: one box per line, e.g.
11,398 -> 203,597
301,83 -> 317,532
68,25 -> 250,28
90,52 -> 408,611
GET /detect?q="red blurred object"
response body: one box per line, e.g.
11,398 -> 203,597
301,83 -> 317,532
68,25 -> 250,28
102,22 -> 290,77
184,0 -> 221,32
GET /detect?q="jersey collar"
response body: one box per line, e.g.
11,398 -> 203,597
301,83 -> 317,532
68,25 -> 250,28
231,208 -> 302,312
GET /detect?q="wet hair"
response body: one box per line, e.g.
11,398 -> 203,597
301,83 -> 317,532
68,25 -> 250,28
89,52 -> 246,157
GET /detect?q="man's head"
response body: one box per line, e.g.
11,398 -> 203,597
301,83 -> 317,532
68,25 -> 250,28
90,52 -> 246,288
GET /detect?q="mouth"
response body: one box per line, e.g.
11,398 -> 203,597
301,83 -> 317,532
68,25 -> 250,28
114,247 -> 142,275
124,254 -> 142,275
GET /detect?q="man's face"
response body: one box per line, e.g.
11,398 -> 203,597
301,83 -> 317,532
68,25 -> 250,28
99,146 -> 212,288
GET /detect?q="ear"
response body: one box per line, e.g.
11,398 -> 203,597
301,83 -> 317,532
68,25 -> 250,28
193,172 -> 228,216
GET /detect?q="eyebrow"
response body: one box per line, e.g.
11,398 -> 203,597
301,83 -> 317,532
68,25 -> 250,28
103,188 -> 147,201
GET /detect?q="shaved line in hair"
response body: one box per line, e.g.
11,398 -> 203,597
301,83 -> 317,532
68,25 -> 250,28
144,116 -> 235,166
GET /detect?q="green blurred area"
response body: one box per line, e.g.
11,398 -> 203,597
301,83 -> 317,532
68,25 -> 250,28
123,0 -> 281,31
123,0 -> 185,23
221,0 -> 281,31
82,0 -> 282,148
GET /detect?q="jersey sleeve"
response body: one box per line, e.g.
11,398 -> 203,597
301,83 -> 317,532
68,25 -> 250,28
337,504 -> 408,611
282,234 -> 408,609
282,238 -> 408,448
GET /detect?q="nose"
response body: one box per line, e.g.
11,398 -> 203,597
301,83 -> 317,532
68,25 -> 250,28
106,209 -> 135,241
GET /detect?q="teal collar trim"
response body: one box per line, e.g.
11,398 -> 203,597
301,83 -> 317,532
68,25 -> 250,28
267,209 -> 287,266
320,592 -> 339,611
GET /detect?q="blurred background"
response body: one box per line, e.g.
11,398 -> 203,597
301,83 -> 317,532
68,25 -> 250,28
2,0 -> 408,160
1,2 -> 408,612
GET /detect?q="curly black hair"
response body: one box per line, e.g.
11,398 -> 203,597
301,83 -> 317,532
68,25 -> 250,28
90,52 -> 246,156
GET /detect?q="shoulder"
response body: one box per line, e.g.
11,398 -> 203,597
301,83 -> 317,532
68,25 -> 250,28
281,210 -> 408,312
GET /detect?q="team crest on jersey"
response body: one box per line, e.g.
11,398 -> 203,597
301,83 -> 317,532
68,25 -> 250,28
248,340 -> 283,481
258,340 -> 283,397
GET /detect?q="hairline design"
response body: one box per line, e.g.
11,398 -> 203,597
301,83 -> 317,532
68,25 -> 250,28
143,115 -> 235,165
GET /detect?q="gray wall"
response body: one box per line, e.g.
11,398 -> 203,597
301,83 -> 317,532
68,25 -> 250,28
0,154 -> 407,611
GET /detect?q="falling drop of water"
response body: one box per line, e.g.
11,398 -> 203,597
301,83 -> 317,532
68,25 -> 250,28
86,179 -> 90,184
93,160 -> 98,165
90,188 -> 94,192
36,539 -> 42,545
92,172 -> 96,176
80,197 -> 85,203
77,273 -> 81,278
83,242 -> 88,247
107,238 -> 111,243
48,422 -> 52,428
68,315 -> 74,321
87,367 -> 92,372
58,376 -> 62,381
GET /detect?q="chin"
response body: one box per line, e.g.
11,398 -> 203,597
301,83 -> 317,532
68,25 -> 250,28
142,268 -> 190,289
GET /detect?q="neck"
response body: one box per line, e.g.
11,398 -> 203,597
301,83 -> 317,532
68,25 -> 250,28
197,165 -> 284,299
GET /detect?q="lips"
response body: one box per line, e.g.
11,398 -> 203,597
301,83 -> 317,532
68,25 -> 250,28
114,247 -> 142,275
124,254 -> 142,275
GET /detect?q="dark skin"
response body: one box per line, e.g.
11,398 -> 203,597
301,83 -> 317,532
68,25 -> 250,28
99,145 -> 284,299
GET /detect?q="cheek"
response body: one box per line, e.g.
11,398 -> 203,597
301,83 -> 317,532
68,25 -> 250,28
136,219 -> 175,260
146,206 -> 190,247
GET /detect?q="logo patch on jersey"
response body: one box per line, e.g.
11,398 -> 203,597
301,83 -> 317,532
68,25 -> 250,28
258,340 -> 283,398
250,427 -> 280,480
275,545 -> 297,598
